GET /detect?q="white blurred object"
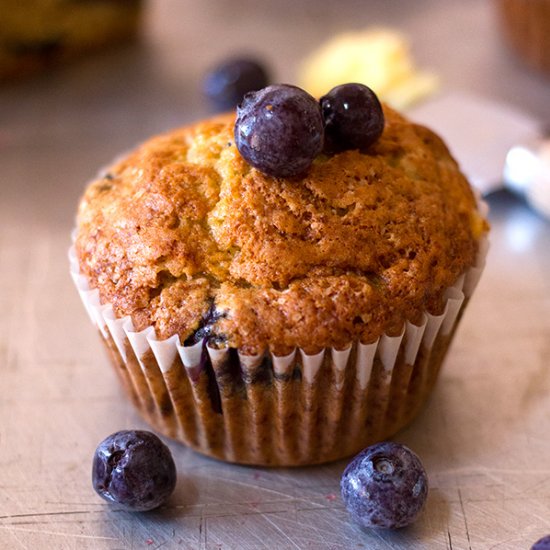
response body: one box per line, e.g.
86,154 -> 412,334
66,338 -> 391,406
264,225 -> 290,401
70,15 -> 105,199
505,140 -> 550,220
409,92 -> 550,220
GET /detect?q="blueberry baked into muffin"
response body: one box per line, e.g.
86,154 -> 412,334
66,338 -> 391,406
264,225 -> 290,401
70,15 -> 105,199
0,0 -> 143,81
71,84 -> 488,466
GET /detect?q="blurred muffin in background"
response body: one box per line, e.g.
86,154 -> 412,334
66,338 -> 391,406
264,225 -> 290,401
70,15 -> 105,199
0,0 -> 143,82
495,0 -> 550,75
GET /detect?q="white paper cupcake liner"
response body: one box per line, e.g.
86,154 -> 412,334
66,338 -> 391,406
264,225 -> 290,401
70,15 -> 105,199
70,212 -> 488,466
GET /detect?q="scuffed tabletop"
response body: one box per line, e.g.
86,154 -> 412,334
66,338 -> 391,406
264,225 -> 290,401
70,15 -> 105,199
1,1 -> 550,548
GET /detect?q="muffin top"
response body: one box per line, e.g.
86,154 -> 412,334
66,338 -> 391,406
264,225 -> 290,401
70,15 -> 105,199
75,106 -> 488,355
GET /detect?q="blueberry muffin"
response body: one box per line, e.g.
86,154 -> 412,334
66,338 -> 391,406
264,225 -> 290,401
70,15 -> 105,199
71,88 -> 488,466
0,0 -> 143,81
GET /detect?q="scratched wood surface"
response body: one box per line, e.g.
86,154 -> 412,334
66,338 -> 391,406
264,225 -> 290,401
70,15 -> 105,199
1,1 -> 550,548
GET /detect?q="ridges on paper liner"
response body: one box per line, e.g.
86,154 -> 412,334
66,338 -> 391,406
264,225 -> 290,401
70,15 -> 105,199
69,198 -> 488,392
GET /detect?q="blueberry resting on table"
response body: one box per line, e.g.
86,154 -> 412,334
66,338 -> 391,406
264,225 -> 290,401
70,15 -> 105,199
341,441 -> 428,529
532,535 -> 550,550
203,57 -> 270,112
92,430 -> 176,511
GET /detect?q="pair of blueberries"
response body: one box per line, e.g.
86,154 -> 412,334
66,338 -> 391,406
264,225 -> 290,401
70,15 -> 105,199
93,432 -> 427,530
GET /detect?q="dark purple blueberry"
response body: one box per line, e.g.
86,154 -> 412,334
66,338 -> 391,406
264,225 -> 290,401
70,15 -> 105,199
532,536 -> 550,550
92,430 -> 176,512
234,84 -> 324,178
184,302 -> 225,346
203,57 -> 270,112
320,83 -> 385,153
341,442 -> 428,529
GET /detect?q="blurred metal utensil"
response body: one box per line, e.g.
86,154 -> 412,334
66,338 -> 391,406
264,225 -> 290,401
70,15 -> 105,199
408,92 -> 550,219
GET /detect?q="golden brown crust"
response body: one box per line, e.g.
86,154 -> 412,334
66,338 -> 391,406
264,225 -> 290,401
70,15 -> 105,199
75,106 -> 488,355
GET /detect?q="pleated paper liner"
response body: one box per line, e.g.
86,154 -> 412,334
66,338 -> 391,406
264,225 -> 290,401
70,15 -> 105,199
70,225 -> 488,467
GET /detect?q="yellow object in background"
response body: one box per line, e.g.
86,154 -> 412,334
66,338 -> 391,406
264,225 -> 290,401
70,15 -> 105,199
299,28 -> 438,109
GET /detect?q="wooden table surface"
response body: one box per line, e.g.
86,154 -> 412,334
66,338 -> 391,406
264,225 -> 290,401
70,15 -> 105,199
1,1 -> 550,548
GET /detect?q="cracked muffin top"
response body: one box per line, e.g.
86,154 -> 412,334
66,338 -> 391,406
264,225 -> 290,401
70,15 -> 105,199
75,106 -> 488,355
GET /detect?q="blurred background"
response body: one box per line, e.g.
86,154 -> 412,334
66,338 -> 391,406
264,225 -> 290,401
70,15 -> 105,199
1,1 -> 550,548
1,0 -> 549,232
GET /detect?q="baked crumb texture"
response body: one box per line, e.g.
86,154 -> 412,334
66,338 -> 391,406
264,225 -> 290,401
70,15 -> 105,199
76,107 -> 487,356
74,106 -> 488,465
